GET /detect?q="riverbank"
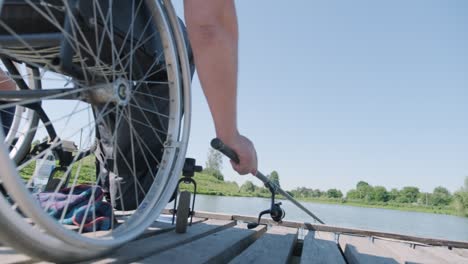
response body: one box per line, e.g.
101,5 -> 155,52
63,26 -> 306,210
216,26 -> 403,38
180,172 -> 459,217
291,197 -> 456,216
18,157 -> 462,217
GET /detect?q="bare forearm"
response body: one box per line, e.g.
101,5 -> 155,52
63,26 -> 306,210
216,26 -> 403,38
185,0 -> 239,142
194,30 -> 238,140
184,0 -> 257,175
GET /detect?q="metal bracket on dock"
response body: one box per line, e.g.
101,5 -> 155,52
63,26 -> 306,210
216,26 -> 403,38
171,158 -> 202,226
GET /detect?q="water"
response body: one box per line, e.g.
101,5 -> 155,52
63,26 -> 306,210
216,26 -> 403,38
170,194 -> 468,242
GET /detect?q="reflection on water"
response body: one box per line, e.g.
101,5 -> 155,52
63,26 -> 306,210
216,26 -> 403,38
168,194 -> 468,241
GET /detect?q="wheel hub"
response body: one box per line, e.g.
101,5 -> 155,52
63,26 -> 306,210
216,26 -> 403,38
114,79 -> 131,106
82,78 -> 132,105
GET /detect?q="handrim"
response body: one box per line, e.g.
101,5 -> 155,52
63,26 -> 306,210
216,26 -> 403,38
0,0 -> 191,252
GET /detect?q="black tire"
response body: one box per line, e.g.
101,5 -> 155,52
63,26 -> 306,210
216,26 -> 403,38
0,0 -> 194,260
175,191 -> 191,234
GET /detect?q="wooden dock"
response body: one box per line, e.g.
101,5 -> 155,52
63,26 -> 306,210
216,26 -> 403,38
1,210 -> 468,264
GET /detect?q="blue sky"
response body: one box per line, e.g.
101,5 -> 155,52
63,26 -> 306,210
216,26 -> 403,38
176,0 -> 468,193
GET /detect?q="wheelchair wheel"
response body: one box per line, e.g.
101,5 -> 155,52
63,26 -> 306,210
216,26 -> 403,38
1,63 -> 40,164
0,0 -> 193,261
0,185 -> 102,262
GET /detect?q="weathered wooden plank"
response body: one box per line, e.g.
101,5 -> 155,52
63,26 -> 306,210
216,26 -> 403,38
88,219 -> 236,264
229,226 -> 298,264
0,246 -> 32,264
162,209 -> 234,221
81,214 -> 205,239
416,246 -> 468,264
300,230 -> 345,264
193,211 -> 234,221
314,231 -> 336,242
373,238 -> 449,264
138,217 -> 206,240
81,220 -> 195,239
453,248 -> 468,258
138,224 -> 267,264
228,213 -> 468,249
338,235 -> 399,264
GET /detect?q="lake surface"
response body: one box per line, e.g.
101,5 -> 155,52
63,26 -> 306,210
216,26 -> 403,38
168,194 -> 468,242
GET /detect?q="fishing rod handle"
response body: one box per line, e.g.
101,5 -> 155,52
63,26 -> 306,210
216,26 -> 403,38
211,138 -> 325,224
211,138 -> 266,179
212,138 -> 274,183
210,138 -> 240,164
211,139 -> 280,195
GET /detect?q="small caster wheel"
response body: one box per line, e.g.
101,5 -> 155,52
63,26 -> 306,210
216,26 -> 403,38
175,191 -> 191,233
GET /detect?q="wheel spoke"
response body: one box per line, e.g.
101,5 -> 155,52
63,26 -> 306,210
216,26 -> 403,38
0,0 -> 187,254
0,88 -> 82,101
127,104 -> 140,208
50,0 -> 114,82
0,85 -> 93,110
16,102 -> 115,172
121,108 -> 160,178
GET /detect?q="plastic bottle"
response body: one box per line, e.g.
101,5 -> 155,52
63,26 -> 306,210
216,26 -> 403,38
33,152 -> 56,192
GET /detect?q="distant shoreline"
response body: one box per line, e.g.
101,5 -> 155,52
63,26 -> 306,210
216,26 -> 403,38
180,172 -> 460,217
293,197 -> 456,216
193,191 -> 458,216
19,158 -> 462,217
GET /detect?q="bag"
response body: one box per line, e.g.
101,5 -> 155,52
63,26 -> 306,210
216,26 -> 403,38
34,185 -> 112,232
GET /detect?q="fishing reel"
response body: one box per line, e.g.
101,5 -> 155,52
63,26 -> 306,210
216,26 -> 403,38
247,184 -> 285,229
211,138 -> 326,226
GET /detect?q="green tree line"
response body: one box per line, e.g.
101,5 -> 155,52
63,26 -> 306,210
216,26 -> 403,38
453,177 -> 468,217
201,148 -> 281,197
200,148 -> 468,217
290,177 -> 468,217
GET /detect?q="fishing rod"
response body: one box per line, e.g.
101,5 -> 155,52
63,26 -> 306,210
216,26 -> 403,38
211,138 -> 325,226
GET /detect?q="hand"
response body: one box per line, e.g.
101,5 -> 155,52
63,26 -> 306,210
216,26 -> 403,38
220,134 -> 258,175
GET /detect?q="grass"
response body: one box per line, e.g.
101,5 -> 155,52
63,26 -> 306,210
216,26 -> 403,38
292,197 -> 457,216
179,172 -> 244,196
179,172 -> 274,198
19,154 -> 97,185
18,160 -> 462,217
180,172 -> 461,217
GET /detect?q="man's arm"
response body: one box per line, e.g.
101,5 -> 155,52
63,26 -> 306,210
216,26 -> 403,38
184,0 -> 257,175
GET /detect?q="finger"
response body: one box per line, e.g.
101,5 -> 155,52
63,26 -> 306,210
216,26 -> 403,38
233,161 -> 250,175
238,166 -> 250,175
230,159 -> 238,169
230,160 -> 242,173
